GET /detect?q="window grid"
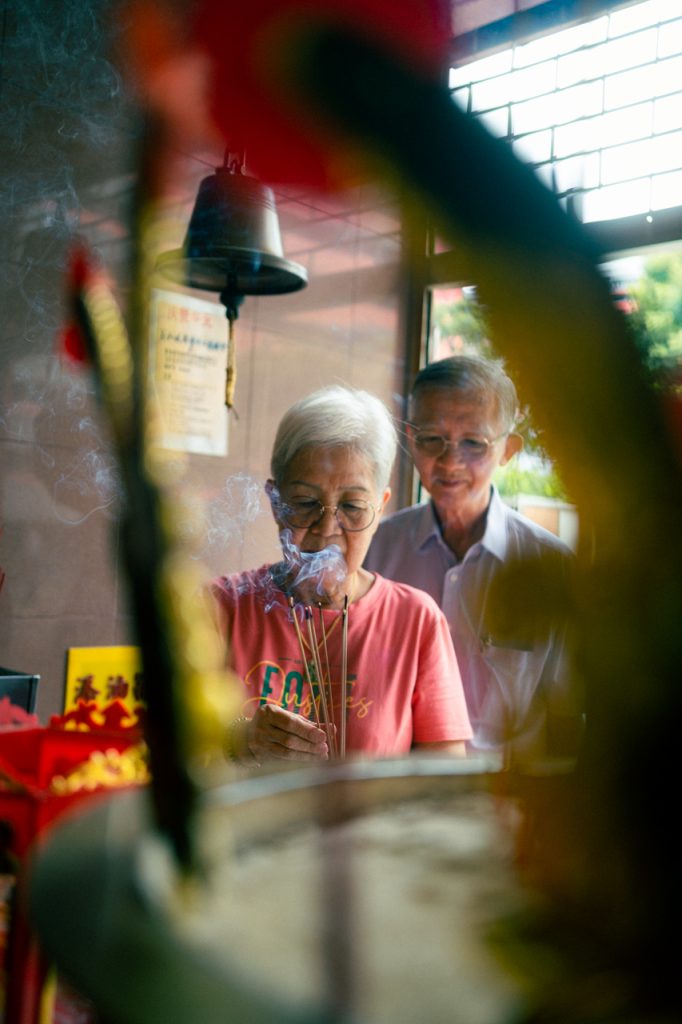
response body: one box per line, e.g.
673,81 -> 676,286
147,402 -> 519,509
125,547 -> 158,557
450,3 -> 682,223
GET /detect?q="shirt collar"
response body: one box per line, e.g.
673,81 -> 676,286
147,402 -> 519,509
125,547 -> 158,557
414,501 -> 442,551
417,486 -> 508,561
479,485 -> 508,562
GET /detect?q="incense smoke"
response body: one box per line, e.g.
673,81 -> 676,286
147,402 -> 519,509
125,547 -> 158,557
267,485 -> 349,605
203,474 -> 264,552
278,529 -> 347,597
1,0 -> 136,535
222,482 -> 350,614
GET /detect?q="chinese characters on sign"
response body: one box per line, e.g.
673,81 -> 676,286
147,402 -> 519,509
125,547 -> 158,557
64,646 -> 145,724
148,289 -> 229,456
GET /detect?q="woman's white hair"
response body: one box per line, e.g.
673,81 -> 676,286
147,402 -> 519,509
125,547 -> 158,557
271,385 -> 397,492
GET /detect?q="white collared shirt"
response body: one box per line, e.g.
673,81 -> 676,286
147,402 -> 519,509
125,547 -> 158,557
365,486 -> 577,755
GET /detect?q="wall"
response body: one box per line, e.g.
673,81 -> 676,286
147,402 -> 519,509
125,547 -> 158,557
0,1 -> 406,718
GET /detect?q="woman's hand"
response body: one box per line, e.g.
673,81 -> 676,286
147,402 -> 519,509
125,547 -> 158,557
241,705 -> 330,763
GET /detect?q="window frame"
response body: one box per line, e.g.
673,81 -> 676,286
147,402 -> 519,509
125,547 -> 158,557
396,0 -> 682,508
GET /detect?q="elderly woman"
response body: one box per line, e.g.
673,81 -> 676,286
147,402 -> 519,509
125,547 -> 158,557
212,385 -> 472,762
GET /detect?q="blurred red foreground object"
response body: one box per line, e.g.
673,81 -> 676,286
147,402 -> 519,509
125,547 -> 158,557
118,0 -> 450,189
0,721 -> 144,1024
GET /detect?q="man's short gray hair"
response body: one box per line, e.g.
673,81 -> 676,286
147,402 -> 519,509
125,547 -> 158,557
271,385 -> 397,492
410,355 -> 519,431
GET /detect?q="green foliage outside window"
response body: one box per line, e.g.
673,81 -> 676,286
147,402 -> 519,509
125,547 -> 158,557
494,460 -> 569,501
626,251 -> 682,386
430,286 -> 570,501
430,288 -> 496,360
428,248 -> 682,509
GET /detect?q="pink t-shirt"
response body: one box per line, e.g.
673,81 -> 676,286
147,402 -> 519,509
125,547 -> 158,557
212,566 -> 472,757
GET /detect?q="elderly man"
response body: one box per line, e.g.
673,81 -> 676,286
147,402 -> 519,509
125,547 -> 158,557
365,355 -> 578,762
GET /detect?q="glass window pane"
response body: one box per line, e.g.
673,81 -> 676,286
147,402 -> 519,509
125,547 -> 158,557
554,152 -> 600,193
448,0 -> 682,229
605,63 -> 657,109
557,29 -> 657,88
653,54 -> 682,97
609,0 -> 674,37
512,129 -> 552,164
471,72 -> 513,113
554,103 -> 653,158
658,18 -> 682,58
554,116 -> 601,158
478,107 -> 509,137
513,17 -> 608,68
600,102 -> 654,147
605,54 -> 682,109
651,168 -> 682,210
654,92 -> 682,133
473,62 -> 557,112
556,49 -> 594,90
582,178 -> 651,222
451,87 -> 470,113
550,80 -> 604,123
510,61 -> 557,102
513,80 -> 603,135
535,163 -> 555,190
511,93 -> 555,134
449,50 -> 513,89
601,131 -> 682,184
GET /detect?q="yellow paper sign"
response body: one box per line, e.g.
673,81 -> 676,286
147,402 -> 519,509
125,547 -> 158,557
148,288 -> 229,455
64,646 -> 144,716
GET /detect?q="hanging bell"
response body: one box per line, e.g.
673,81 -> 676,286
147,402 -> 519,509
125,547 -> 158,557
156,158 -> 308,307
156,156 -> 307,411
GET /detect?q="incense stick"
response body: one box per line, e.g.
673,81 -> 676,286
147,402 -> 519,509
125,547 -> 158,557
318,602 -> 337,748
340,594 -> 349,758
289,597 -> 321,727
305,607 -> 334,754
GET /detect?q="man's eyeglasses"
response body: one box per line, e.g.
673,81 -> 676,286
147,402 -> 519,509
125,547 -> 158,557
280,498 -> 379,532
408,427 -> 508,462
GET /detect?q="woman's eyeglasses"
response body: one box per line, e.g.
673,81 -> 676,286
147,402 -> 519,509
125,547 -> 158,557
408,427 -> 508,462
280,497 -> 378,532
